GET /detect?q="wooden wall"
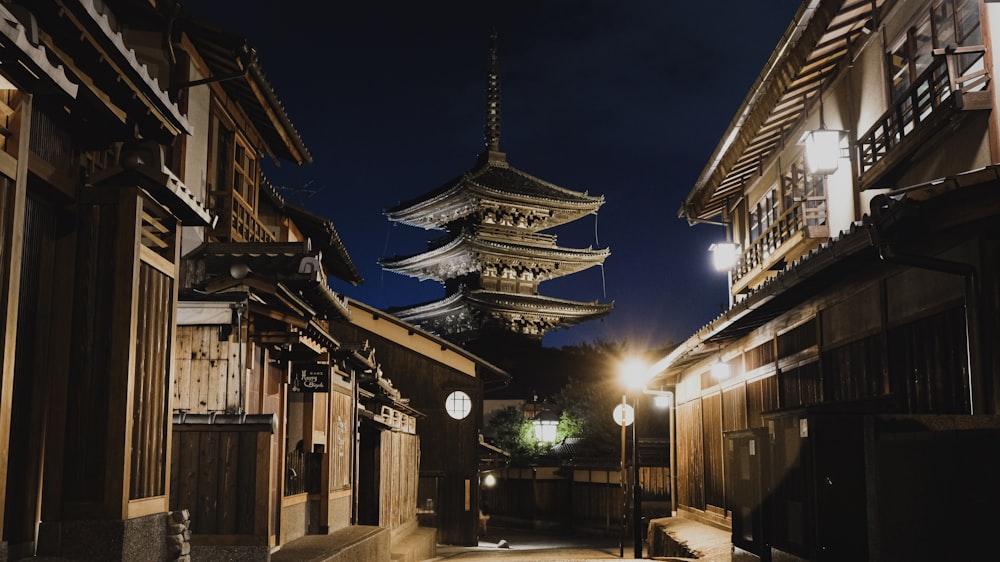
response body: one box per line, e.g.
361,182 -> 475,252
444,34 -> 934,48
170,423 -> 271,542
379,430 -> 420,530
174,325 -> 241,413
327,321 -> 481,545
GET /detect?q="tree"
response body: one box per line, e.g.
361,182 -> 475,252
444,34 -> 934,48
484,406 -> 547,458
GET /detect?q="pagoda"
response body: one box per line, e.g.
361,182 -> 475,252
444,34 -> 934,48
381,32 -> 613,344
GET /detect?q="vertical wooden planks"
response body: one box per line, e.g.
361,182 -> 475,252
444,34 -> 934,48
174,327 -> 192,411
225,339 -> 241,412
216,431 -> 238,533
196,430 -> 219,534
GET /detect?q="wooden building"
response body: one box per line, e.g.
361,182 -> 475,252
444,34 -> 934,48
327,298 -> 510,546
0,2 -> 425,560
649,1 -> 1000,561
382,33 -> 613,346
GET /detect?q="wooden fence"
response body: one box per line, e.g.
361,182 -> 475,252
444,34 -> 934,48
170,416 -> 274,542
482,465 -> 670,532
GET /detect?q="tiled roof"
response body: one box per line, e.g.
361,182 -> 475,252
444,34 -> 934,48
181,16 -> 311,164
385,155 -> 604,227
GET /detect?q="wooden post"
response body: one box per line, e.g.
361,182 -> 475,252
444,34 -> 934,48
104,188 -> 143,518
0,92 -> 31,539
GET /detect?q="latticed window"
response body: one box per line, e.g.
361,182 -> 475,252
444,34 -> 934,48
888,0 -> 982,102
782,161 -> 827,229
207,104 -> 271,242
233,135 -> 258,209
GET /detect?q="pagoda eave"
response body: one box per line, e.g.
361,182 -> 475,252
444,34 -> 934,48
391,290 -> 613,339
381,234 -> 610,283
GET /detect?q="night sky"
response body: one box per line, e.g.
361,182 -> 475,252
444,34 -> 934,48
187,1 -> 800,350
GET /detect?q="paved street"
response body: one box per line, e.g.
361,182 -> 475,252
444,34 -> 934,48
429,527 -> 653,561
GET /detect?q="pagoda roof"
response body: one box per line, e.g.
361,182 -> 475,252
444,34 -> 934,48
391,289 -> 613,338
380,229 -> 610,283
385,153 -> 605,231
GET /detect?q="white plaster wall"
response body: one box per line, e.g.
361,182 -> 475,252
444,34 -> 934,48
181,63 -> 212,256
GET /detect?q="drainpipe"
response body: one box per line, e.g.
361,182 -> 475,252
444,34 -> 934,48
867,218 -> 981,414
351,367 -> 360,524
669,392 -> 677,515
231,302 -> 246,415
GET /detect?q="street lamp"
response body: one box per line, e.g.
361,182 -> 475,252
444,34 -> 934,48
620,358 -> 650,559
532,409 -> 560,444
613,399 -> 634,558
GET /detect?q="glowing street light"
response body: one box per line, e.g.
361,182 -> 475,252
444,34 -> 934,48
711,359 -> 731,381
618,358 -> 650,559
709,242 -> 740,272
532,409 -> 560,444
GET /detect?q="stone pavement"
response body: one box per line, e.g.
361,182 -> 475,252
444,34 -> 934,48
422,518 -> 732,561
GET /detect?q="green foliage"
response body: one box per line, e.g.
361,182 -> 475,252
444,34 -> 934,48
484,406 -> 551,458
484,339 -> 674,461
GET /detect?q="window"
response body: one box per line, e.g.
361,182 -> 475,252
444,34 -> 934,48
782,161 -> 827,229
887,0 -> 982,103
208,107 -> 259,213
748,187 -> 782,243
233,135 -> 258,208
445,391 -> 472,420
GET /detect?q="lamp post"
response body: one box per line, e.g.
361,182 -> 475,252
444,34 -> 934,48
620,358 -> 650,559
612,399 -> 634,557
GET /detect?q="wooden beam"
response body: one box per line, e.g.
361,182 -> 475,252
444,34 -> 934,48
0,92 -> 31,536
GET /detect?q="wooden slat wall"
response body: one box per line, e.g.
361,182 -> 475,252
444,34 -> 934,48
130,262 -> 172,499
780,362 -> 822,408
676,400 -> 705,510
330,391 -> 352,491
723,384 -> 749,432
887,306 -> 968,414
170,424 -> 271,537
173,325 -> 240,413
379,430 -> 420,530
702,393 -> 724,510
747,375 -> 779,428
639,466 -> 671,498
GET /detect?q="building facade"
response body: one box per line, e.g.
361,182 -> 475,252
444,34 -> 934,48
0,2 -> 428,560
327,298 -> 509,546
651,1 -> 1000,560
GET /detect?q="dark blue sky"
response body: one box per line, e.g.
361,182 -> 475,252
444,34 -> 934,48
188,1 -> 800,350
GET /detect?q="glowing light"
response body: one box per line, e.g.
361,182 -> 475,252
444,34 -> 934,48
711,360 -> 731,381
709,242 -> 739,272
654,393 -> 673,409
620,358 -> 650,391
532,410 -> 560,443
804,128 -> 842,175
445,391 -> 472,420
483,473 -> 497,488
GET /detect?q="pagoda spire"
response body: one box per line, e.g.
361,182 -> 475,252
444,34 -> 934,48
483,30 -> 504,160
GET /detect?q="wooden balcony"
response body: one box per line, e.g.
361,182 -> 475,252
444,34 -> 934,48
732,201 -> 827,290
858,49 -> 989,190
227,192 -> 275,243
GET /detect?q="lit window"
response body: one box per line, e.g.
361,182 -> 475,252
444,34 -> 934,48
445,391 -> 472,420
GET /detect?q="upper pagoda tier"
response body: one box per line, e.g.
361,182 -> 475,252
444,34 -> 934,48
384,151 -> 605,233
380,225 -> 610,284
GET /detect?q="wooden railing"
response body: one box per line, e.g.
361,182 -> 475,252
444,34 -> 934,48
733,204 -> 807,285
859,49 -> 988,175
230,194 -> 274,243
477,225 -> 557,246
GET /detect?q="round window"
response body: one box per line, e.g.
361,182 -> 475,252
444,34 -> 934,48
445,390 -> 472,420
